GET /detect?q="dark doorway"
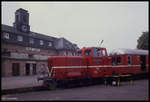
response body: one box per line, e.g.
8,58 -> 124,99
25,63 -> 30,75
140,55 -> 146,72
12,63 -> 20,76
32,64 -> 36,75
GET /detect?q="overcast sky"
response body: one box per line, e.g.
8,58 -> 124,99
2,2 -> 148,53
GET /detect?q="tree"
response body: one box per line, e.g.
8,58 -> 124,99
137,31 -> 149,50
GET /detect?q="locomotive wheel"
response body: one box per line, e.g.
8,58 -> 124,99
61,80 -> 68,88
48,80 -> 57,90
43,79 -> 57,90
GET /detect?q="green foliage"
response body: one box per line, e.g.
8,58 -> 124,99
137,31 -> 149,50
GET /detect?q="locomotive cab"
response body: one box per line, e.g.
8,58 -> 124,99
77,47 -> 112,78
77,47 -> 108,57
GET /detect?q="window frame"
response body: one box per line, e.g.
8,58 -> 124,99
84,49 -> 91,56
77,51 -> 82,56
102,50 -> 106,56
29,38 -> 34,44
17,35 -> 23,42
93,48 -> 101,56
40,40 -> 44,45
48,42 -> 52,47
117,57 -> 121,64
127,56 -> 131,65
112,57 -> 116,65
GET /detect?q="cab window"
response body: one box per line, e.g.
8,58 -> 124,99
93,48 -> 106,57
102,50 -> 106,56
93,48 -> 101,56
84,49 -> 91,56
77,51 -> 82,56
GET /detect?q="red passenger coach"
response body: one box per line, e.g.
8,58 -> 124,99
109,48 -> 149,75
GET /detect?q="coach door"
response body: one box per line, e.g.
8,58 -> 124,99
140,55 -> 146,72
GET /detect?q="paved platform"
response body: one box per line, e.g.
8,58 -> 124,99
2,75 -> 43,90
2,79 -> 148,101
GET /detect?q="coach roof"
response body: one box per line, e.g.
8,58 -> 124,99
110,48 -> 149,56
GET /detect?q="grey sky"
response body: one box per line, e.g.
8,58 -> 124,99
2,2 -> 148,53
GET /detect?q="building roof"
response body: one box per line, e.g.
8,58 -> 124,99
2,24 -> 56,41
109,48 -> 149,56
16,8 -> 28,13
2,24 -> 79,51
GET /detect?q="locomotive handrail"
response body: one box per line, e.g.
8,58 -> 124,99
37,66 -> 50,81
46,66 -> 51,77
48,67 -> 54,77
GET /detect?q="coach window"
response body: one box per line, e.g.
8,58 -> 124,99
127,56 -> 131,65
117,57 -> 121,64
112,57 -> 116,65
84,49 -> 91,56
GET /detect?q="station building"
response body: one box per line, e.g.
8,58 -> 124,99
1,8 -> 79,77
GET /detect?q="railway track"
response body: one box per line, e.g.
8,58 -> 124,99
2,73 -> 148,95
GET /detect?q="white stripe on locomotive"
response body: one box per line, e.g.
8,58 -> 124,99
51,64 -> 145,69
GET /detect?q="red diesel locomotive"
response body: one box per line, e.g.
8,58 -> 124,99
40,46 -> 149,89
